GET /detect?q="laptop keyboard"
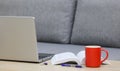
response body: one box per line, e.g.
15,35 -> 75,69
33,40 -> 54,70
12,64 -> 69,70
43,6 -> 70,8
38,53 -> 54,62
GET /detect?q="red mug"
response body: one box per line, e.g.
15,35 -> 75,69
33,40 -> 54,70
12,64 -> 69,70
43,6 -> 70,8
85,45 -> 108,67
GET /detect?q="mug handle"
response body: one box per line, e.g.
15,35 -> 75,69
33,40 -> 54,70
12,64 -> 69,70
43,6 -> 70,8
101,48 -> 109,64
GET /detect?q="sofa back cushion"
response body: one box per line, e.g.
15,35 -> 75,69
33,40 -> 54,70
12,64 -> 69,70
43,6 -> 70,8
71,0 -> 120,47
0,0 -> 76,43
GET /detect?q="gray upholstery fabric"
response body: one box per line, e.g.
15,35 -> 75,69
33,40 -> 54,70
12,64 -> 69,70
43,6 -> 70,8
71,0 -> 120,47
0,0 -> 76,43
38,42 -> 120,60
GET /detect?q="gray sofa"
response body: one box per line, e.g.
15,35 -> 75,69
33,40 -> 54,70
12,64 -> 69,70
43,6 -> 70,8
0,0 -> 120,60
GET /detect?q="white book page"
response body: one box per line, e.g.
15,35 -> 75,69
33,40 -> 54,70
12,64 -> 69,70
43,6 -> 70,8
77,50 -> 85,65
51,52 -> 81,65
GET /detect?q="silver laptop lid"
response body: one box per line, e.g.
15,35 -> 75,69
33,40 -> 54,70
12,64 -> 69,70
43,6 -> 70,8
0,16 -> 39,62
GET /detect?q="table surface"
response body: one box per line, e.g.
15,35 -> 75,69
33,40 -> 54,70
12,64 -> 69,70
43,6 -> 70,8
0,60 -> 120,71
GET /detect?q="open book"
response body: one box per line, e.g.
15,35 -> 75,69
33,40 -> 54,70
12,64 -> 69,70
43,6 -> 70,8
51,51 -> 85,65
51,50 -> 110,65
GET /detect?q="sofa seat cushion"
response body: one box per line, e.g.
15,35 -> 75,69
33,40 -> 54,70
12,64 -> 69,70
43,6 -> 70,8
37,42 -> 120,60
37,42 -> 84,54
71,0 -> 120,48
0,0 -> 76,43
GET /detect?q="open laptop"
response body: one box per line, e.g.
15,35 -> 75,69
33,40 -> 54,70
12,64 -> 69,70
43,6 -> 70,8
0,16 -> 53,63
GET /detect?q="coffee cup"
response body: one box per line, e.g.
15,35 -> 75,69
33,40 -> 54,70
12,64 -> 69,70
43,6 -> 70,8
85,45 -> 109,67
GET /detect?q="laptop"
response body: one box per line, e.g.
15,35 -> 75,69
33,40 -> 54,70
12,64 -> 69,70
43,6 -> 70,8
0,16 -> 53,63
